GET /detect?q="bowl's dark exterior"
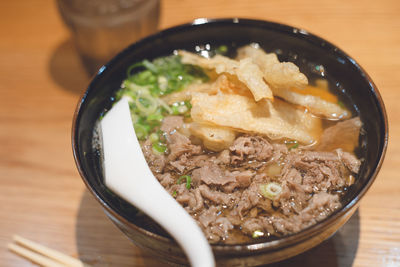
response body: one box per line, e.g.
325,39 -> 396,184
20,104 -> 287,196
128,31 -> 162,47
72,18 -> 388,266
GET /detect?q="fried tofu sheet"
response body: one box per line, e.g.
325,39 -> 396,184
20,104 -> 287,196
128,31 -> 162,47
191,92 -> 322,145
189,122 -> 237,151
237,45 -> 308,89
179,50 -> 273,101
317,117 -> 362,152
272,87 -> 350,120
172,45 -> 355,148
237,45 -> 350,119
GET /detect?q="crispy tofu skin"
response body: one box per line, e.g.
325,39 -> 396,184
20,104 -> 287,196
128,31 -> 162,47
189,122 -> 237,151
237,45 -> 308,89
237,45 -> 350,119
179,50 -> 273,101
191,92 -> 322,145
272,87 -> 350,120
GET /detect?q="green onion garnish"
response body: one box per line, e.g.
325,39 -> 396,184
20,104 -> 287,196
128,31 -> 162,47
149,132 -> 159,143
115,55 -> 208,141
171,101 -> 192,116
289,143 -> 299,150
259,182 -> 282,200
152,142 -> 167,154
285,140 -> 299,150
216,45 -> 228,55
146,113 -> 163,122
177,175 -> 192,189
134,123 -> 149,140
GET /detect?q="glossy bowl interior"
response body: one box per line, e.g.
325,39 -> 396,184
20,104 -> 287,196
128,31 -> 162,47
72,18 -> 388,266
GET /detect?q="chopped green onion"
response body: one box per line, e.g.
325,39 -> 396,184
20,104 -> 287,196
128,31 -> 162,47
146,113 -> 163,122
149,132 -> 159,143
158,76 -> 168,92
285,140 -> 299,150
158,98 -> 173,114
135,94 -> 158,115
289,143 -> 299,150
115,55 -> 209,143
260,182 -> 282,200
133,70 -> 157,85
134,123 -> 149,140
152,142 -> 167,154
171,101 -> 192,115
126,62 -> 144,78
124,80 -> 150,93
142,59 -> 158,73
216,45 -> 228,55
157,130 -> 167,143
252,230 -> 265,239
172,191 -> 177,197
177,175 -> 192,189
171,105 -> 182,115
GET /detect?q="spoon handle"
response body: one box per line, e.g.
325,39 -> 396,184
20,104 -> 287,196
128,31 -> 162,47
101,98 -> 215,267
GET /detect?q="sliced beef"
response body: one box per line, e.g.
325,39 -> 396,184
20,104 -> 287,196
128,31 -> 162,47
299,192 -> 341,223
271,216 -> 300,234
278,169 -> 307,214
336,148 -> 361,173
169,158 -> 187,173
167,131 -> 202,161
223,170 -> 255,193
176,191 -> 194,207
217,149 -> 231,164
156,173 -> 174,187
141,119 -> 362,244
198,206 -> 219,228
199,185 -> 232,205
241,218 -> 264,235
317,117 -> 362,152
211,217 -> 234,242
234,170 -> 255,187
192,188 -> 204,212
198,206 -> 234,243
237,182 -> 264,217
270,143 -> 288,162
301,151 -> 340,162
168,154 -> 210,173
268,192 -> 341,235
230,135 -> 273,164
160,116 -> 202,162
141,139 -> 166,173
191,163 -> 236,186
288,149 -> 358,193
160,116 -> 184,134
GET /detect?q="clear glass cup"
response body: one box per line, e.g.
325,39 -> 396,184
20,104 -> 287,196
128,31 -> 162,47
57,0 -> 160,74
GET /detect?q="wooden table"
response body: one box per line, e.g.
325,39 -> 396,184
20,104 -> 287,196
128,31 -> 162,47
1,0 -> 399,266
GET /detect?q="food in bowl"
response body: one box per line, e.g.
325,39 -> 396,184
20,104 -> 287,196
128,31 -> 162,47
97,43 -> 363,244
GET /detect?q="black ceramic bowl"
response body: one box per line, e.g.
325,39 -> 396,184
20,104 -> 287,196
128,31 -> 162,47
72,18 -> 388,266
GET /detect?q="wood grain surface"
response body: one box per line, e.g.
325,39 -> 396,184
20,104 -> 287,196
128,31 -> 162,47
1,0 -> 399,266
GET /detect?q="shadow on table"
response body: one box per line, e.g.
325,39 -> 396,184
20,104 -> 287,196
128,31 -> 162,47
48,39 -> 91,95
75,190 -> 360,267
75,190 -> 170,267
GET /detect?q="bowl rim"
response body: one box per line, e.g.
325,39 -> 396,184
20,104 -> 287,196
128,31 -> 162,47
72,17 -> 389,254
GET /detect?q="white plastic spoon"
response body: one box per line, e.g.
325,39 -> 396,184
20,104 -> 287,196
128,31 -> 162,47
101,98 -> 215,267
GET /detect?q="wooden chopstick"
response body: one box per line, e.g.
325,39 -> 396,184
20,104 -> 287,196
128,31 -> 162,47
8,243 -> 66,267
8,235 -> 92,267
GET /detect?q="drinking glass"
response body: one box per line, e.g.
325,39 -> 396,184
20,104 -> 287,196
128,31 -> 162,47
57,0 -> 160,74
